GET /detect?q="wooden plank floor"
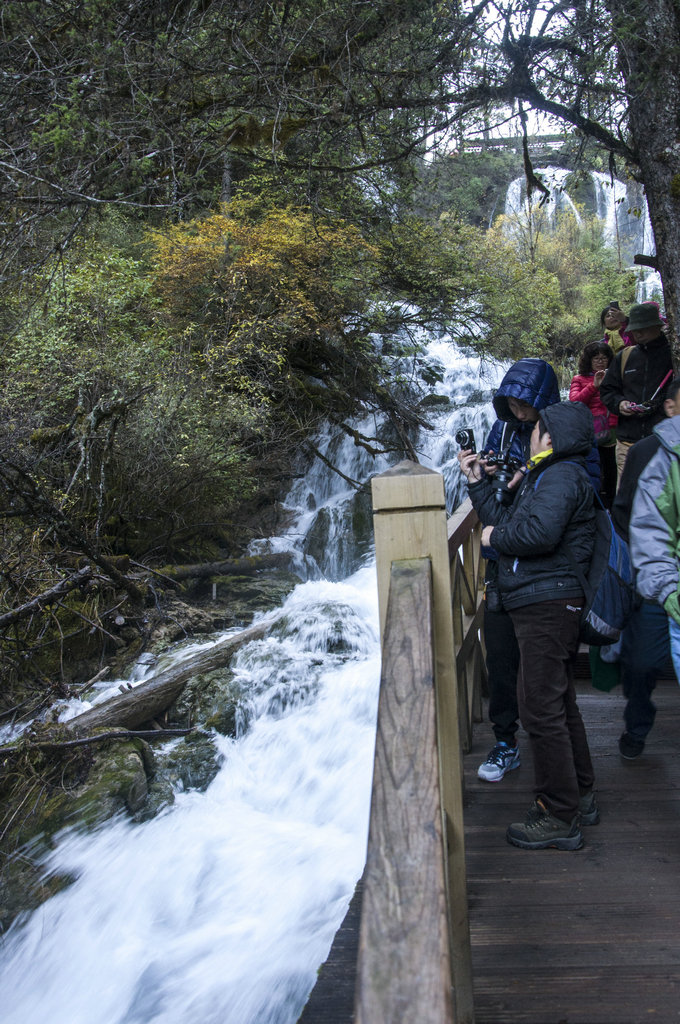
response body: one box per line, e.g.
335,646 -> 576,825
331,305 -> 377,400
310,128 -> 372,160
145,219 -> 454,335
466,675 -> 680,1024
300,674 -> 680,1024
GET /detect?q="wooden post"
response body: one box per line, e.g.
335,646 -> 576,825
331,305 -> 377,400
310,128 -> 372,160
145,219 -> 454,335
355,558 -> 453,1024
371,461 -> 474,1024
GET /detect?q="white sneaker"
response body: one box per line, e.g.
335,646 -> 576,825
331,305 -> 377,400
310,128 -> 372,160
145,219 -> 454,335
477,742 -> 520,782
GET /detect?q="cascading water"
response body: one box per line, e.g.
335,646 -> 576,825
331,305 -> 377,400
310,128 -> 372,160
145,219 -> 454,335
504,167 -> 663,302
0,340 -> 505,1024
504,166 -> 582,227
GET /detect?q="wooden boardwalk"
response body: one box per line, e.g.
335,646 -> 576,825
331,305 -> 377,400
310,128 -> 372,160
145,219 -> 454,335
300,675 -> 680,1023
467,675 -> 680,1024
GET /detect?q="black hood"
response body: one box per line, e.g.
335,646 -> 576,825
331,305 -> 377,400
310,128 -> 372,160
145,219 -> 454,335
540,401 -> 594,458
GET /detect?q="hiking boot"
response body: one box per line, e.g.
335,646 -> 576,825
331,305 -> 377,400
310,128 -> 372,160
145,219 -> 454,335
578,791 -> 600,826
477,742 -> 520,782
506,799 -> 583,851
619,732 -> 645,760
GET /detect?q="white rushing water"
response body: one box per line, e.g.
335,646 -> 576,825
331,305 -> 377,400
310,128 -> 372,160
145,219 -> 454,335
504,166 -> 663,302
0,340 -> 503,1024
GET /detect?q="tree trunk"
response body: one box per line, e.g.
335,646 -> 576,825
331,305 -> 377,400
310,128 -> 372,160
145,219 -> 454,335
609,0 -> 680,345
67,612 -> 283,734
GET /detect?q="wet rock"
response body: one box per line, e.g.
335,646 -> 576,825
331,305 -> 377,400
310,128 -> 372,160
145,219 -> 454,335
419,393 -> 451,408
0,856 -> 75,935
155,734 -> 223,795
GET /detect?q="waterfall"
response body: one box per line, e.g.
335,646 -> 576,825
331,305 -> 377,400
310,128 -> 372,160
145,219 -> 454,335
0,340 -> 505,1024
503,166 -> 582,228
503,167 -> 663,303
589,171 -> 628,248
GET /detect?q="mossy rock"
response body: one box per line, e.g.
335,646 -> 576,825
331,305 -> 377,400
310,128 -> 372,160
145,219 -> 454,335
189,571 -> 300,621
0,854 -> 75,935
419,393 -> 451,408
0,735 -> 159,929
56,737 -> 155,830
168,666 -> 245,735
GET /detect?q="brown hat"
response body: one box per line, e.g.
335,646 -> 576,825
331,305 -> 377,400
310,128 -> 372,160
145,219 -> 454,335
626,302 -> 664,332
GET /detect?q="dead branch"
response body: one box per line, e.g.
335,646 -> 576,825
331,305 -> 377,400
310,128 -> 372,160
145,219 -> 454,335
0,566 -> 93,631
0,727 -> 200,758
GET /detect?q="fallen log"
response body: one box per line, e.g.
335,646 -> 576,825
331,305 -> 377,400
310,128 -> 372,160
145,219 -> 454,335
160,552 -> 296,581
67,611 -> 283,734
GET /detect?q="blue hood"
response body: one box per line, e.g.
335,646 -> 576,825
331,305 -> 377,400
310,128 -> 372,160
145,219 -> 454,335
492,358 -> 560,421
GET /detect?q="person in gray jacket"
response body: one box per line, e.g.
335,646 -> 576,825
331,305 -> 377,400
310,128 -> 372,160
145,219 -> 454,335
458,401 -> 597,850
611,379 -> 680,758
629,391 -> 680,683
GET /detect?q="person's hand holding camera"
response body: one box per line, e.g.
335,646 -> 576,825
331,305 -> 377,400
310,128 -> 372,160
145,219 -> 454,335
619,399 -> 647,416
457,449 -> 483,483
478,452 -> 499,476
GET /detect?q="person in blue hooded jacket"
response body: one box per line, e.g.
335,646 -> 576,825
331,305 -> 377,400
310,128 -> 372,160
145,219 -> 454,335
471,358 -> 599,785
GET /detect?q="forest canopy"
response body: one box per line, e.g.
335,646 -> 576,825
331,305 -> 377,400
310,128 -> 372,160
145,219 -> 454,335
0,0 -> 673,692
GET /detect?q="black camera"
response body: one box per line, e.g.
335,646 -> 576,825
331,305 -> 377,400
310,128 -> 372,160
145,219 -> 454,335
482,433 -> 522,504
489,458 -> 522,504
455,428 -> 476,452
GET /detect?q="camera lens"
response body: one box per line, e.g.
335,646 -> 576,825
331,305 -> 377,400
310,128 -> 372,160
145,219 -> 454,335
455,428 -> 475,451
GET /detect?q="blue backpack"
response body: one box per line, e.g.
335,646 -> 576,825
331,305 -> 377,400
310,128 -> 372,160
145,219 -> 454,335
571,504 -> 636,645
535,466 -> 636,645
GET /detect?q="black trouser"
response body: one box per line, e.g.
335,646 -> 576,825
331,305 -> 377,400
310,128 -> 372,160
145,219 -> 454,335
510,599 -> 595,823
598,442 -> 617,509
621,598 -> 674,740
484,602 -> 520,747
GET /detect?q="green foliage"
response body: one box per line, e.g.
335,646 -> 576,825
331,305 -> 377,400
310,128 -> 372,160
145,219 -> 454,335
147,202 -> 382,415
415,149 -> 525,226
1,223 -> 266,566
5,242 -> 164,413
456,203 -> 637,369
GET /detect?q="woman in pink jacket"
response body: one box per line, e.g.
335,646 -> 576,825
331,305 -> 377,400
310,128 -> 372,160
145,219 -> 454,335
569,341 -> 618,507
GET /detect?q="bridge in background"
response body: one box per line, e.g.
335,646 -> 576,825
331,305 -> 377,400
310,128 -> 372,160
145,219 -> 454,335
298,460 -> 680,1024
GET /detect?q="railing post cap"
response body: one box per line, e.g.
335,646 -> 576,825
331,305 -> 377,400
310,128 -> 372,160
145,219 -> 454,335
376,459 -> 438,478
371,460 -> 446,511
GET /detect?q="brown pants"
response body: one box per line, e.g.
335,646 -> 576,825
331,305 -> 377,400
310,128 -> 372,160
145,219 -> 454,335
615,439 -> 635,488
509,599 -> 595,823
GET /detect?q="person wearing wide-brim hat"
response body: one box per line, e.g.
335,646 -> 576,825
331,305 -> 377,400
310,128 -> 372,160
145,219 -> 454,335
600,301 -> 675,483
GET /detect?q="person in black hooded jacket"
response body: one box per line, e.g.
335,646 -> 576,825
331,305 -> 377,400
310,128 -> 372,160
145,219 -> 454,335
458,401 -> 597,851
471,359 -> 599,786
474,358 -> 560,785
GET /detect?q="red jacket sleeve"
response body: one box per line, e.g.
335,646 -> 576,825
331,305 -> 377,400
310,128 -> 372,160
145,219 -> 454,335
569,375 -> 597,406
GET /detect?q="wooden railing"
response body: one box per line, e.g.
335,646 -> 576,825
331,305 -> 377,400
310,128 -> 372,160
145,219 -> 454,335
355,460 -> 486,1024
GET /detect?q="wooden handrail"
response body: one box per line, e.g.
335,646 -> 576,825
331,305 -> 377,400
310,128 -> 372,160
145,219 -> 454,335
448,499 -> 486,752
361,460 -> 484,1024
355,557 -> 453,1023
